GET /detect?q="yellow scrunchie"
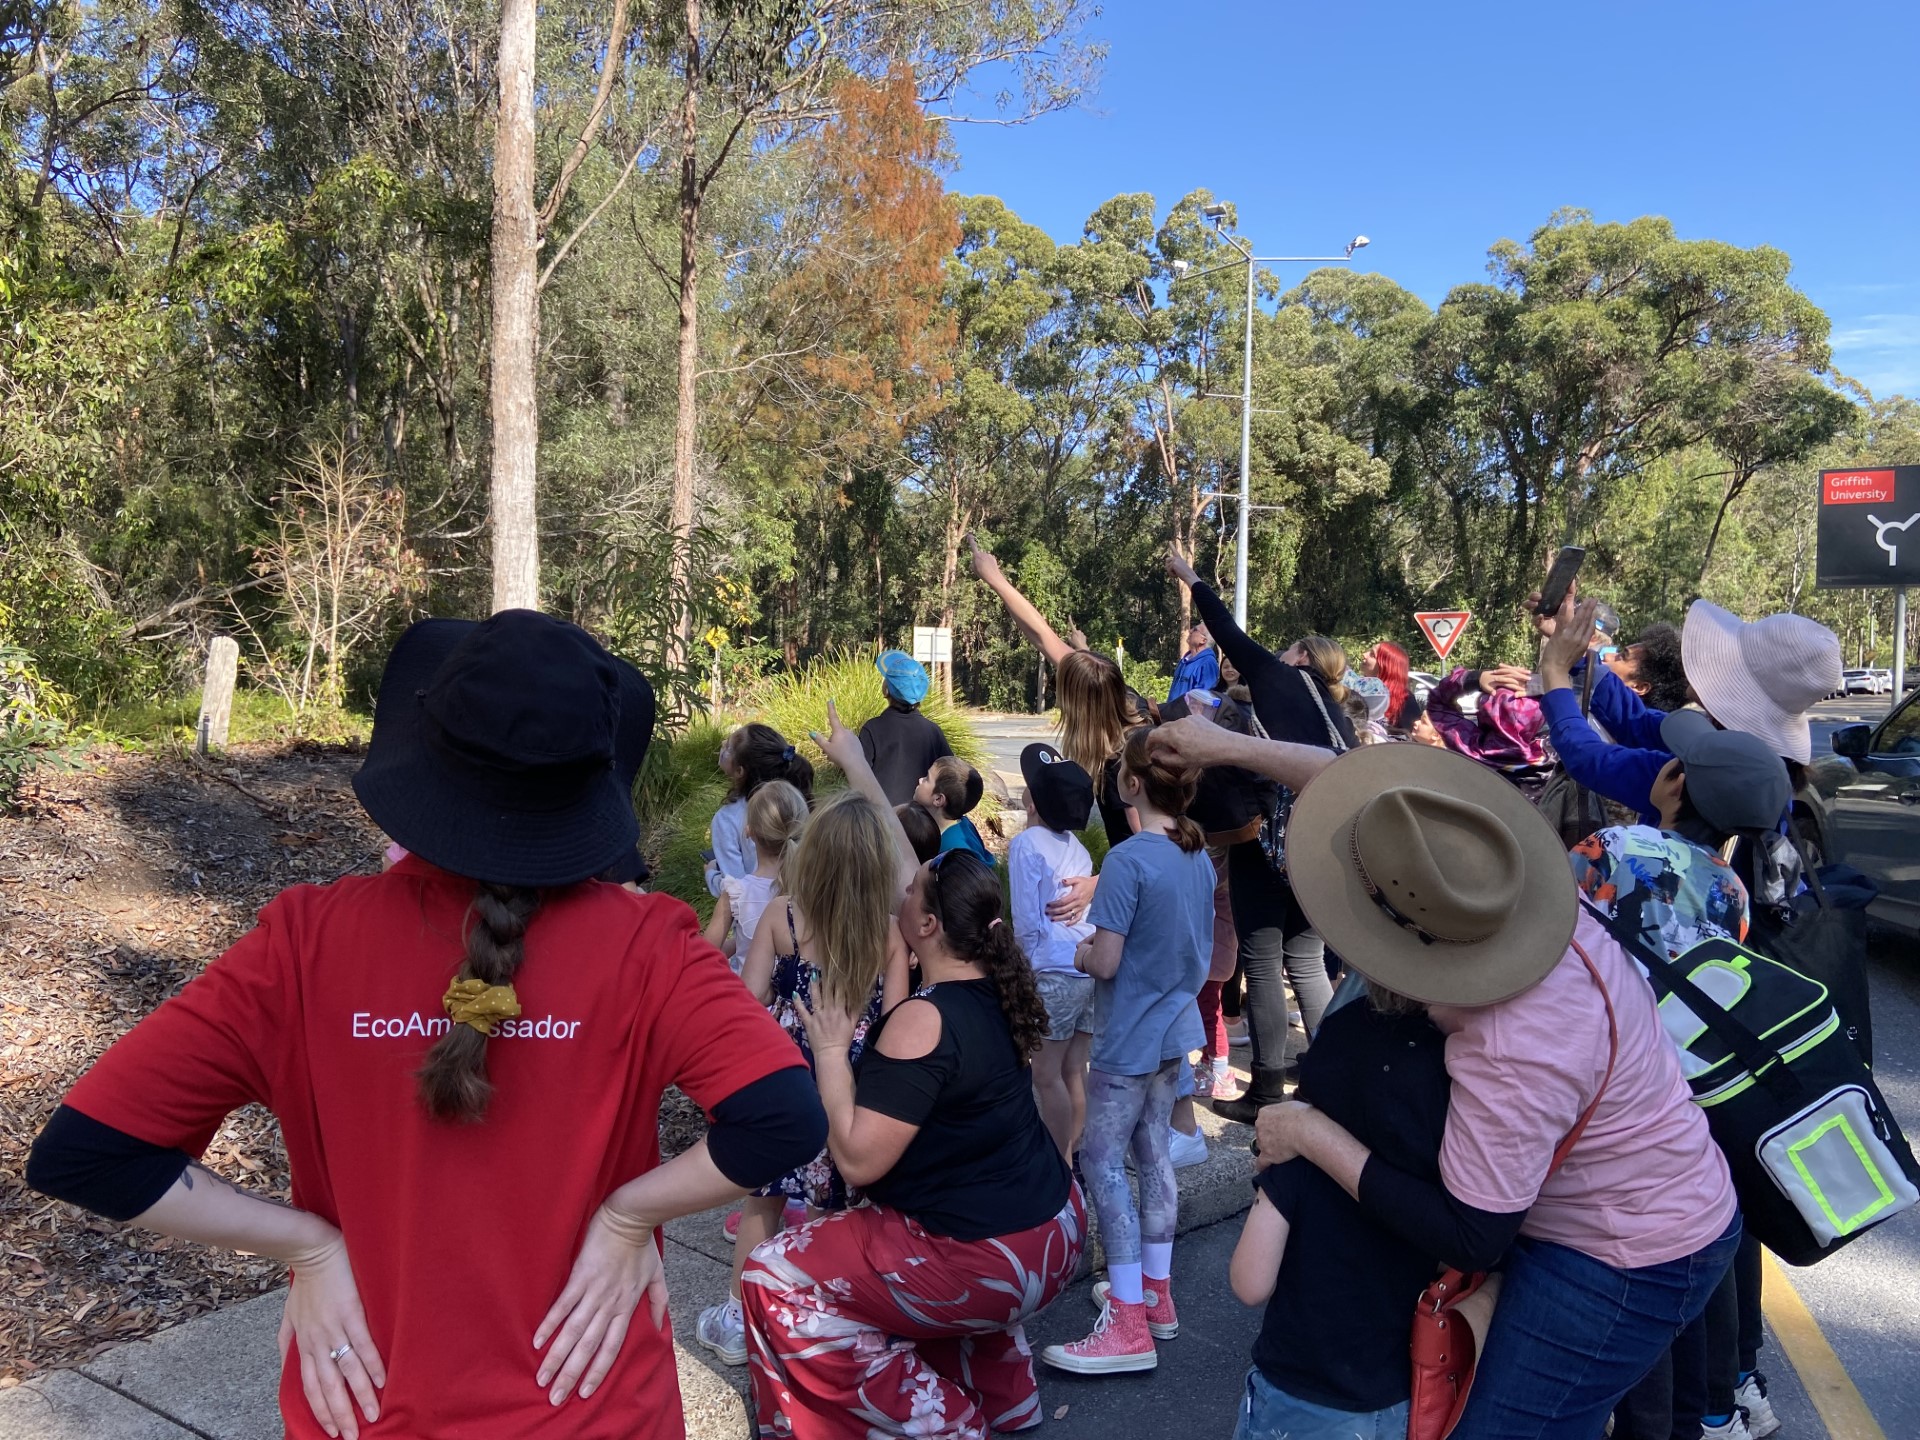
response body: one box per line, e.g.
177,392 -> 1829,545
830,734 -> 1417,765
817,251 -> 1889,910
443,978 -> 522,1036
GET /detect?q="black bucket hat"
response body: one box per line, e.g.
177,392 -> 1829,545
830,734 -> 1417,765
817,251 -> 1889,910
1020,743 -> 1094,834
600,655 -> 657,885
353,610 -> 652,887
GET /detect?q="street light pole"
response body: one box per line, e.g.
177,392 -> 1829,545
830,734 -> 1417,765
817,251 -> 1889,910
1176,216 -> 1368,626
1235,244 -> 1256,627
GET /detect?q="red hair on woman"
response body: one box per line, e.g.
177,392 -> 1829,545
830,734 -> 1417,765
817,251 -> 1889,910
1367,642 -> 1411,729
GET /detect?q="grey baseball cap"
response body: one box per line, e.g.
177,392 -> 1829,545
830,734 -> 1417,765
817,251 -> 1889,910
1658,708 -> 1792,837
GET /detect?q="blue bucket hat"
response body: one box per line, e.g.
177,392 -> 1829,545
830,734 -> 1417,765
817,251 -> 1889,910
877,650 -> 931,706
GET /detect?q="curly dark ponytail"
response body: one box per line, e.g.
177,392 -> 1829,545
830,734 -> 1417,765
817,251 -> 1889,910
924,851 -> 1047,1062
417,882 -> 543,1123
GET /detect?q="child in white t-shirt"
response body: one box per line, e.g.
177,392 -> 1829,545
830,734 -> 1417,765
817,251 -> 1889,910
1009,743 -> 1096,1158
703,781 -> 808,969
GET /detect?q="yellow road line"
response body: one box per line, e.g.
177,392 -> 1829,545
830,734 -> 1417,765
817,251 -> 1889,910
1761,1251 -> 1887,1440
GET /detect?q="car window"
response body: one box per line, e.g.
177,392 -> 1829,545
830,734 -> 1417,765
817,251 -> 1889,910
1877,700 -> 1920,756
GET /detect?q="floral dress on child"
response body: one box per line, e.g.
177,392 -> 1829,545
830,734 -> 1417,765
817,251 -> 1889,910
758,901 -> 883,1211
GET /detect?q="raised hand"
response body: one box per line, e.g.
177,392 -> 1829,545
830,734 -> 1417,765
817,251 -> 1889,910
1539,596 -> 1603,679
810,699 -> 864,775
1165,546 -> 1200,588
967,533 -> 1004,586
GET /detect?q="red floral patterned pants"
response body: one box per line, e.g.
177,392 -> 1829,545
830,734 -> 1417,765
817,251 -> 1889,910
740,1188 -> 1085,1439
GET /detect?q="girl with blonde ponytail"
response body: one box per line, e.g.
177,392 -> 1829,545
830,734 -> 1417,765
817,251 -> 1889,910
702,780 -> 808,967
1040,725 -> 1215,1376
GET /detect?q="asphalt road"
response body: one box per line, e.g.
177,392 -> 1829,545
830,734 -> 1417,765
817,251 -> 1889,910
980,697 -> 1919,1436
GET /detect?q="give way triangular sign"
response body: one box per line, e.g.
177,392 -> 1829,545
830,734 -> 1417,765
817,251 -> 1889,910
1414,610 -> 1472,662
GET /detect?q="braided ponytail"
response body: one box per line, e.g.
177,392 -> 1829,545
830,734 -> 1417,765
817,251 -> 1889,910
923,851 -> 1048,1062
417,882 -> 542,1123
978,921 -> 1049,1061
1121,726 -> 1205,852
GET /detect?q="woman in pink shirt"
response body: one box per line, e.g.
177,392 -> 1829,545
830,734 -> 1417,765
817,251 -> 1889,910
1148,721 -> 1741,1440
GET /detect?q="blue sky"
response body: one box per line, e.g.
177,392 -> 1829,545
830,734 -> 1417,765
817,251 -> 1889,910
945,0 -> 1919,398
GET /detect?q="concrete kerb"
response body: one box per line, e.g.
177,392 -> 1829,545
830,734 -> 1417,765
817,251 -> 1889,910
2,1112 -> 1256,1440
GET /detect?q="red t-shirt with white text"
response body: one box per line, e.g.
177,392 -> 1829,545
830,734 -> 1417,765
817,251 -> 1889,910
64,855 -> 803,1439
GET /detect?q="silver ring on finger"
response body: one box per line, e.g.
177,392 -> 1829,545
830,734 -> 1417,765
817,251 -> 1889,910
329,1342 -> 354,1364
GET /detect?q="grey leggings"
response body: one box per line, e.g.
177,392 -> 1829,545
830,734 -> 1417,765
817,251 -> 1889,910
1228,841 -> 1332,1068
1081,1061 -> 1180,1266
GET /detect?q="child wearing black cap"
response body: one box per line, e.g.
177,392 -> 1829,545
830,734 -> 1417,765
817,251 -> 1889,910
1009,744 -> 1096,1158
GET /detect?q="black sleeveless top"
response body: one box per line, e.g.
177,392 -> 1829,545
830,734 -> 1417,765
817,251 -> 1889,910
854,978 -> 1071,1241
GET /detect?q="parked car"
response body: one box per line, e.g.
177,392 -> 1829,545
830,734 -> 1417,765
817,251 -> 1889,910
1839,668 -> 1893,696
1806,687 -> 1920,937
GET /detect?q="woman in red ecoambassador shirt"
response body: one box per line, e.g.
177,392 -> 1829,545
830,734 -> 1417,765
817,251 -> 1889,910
27,612 -> 825,1440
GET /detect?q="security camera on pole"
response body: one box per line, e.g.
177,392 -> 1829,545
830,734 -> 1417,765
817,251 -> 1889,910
1170,207 -> 1369,627
1817,466 -> 1920,703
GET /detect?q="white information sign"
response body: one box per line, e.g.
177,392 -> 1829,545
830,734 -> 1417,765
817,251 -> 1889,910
911,626 -> 953,664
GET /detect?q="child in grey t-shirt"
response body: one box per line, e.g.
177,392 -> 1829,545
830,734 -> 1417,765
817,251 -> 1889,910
1041,729 -> 1213,1378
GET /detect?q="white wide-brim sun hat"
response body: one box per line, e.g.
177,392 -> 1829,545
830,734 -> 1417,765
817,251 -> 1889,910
1680,599 -> 1842,765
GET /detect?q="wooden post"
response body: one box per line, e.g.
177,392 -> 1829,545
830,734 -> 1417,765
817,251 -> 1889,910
196,637 -> 240,756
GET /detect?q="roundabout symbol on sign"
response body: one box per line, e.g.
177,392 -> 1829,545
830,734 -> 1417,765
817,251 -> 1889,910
1413,610 -> 1473,662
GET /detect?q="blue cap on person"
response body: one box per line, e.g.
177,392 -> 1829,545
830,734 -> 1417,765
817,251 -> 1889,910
877,650 -> 931,706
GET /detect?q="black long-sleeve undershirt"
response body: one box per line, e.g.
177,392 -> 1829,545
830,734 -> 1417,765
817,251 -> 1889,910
1188,582 -> 1357,751
28,1068 -> 826,1222
1356,1152 -> 1527,1273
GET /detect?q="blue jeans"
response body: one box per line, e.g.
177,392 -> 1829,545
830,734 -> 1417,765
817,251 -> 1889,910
1232,1368 -> 1408,1440
1452,1215 -> 1742,1440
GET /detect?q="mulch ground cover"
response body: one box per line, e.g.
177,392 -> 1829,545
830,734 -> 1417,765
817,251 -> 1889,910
0,740 -> 709,1383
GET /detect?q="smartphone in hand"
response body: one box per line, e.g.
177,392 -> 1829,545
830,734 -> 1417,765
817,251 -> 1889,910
701,848 -> 716,864
1535,546 -> 1586,617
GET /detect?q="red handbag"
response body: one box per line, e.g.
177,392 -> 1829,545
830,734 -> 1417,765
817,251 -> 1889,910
1407,941 -> 1619,1440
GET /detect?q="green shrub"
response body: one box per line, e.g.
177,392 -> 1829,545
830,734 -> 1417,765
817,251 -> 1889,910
638,650 -> 995,914
0,642 -> 80,809
1118,653 -> 1170,706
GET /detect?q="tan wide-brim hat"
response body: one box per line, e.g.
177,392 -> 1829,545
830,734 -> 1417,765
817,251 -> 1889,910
1681,599 -> 1841,765
1287,744 -> 1577,1008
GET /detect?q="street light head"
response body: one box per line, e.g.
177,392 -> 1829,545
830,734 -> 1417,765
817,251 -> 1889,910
1346,235 -> 1371,256
1202,203 -> 1231,223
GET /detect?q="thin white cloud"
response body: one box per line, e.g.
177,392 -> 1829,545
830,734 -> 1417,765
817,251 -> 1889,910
1829,312 -> 1920,399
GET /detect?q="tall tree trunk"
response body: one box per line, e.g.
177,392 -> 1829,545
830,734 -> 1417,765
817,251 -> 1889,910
939,475 -> 968,707
1696,470 -> 1752,589
488,0 -> 540,612
666,0 -> 703,669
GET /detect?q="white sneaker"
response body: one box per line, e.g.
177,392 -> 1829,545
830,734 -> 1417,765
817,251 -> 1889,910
1168,1126 -> 1208,1169
1700,1412 -> 1752,1440
695,1300 -> 747,1366
1734,1373 -> 1780,1439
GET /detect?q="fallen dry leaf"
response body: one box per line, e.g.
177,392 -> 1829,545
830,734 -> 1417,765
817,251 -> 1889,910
1054,1405 -> 1070,1420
